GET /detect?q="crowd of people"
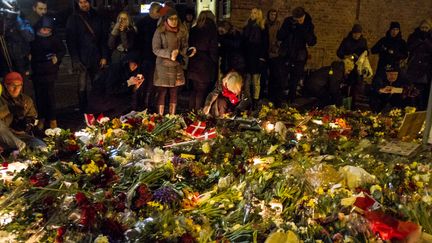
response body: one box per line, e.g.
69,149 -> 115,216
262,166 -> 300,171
0,0 -> 432,153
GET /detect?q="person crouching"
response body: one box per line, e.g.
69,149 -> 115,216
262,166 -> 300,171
203,71 -> 251,117
30,16 -> 66,129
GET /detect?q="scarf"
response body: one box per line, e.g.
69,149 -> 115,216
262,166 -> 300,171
164,21 -> 179,33
222,84 -> 239,105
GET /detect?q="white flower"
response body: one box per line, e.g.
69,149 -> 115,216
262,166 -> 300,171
97,117 -> 110,124
45,128 -> 62,136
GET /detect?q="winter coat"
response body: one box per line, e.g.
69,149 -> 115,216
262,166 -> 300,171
219,30 -> 246,74
406,29 -> 432,83
152,23 -> 189,87
243,20 -> 269,74
204,77 -> 251,116
136,15 -> 159,63
337,32 -> 368,60
188,19 -> 218,85
0,95 -> 13,127
30,34 -> 66,78
371,31 -> 408,72
66,9 -> 109,68
2,16 -> 34,74
1,91 -> 37,132
108,27 -> 137,52
277,13 -> 317,63
304,61 -> 345,106
266,20 -> 281,59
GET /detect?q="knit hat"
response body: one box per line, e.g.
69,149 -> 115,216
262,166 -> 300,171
165,7 -> 177,19
4,72 -> 23,85
420,18 -> 432,30
389,21 -> 400,30
37,16 -> 54,30
292,7 -> 305,18
351,24 -> 363,33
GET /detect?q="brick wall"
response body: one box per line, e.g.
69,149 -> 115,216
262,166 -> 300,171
230,0 -> 432,70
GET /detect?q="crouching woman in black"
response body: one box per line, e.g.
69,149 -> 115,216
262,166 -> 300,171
304,59 -> 354,107
203,71 -> 251,117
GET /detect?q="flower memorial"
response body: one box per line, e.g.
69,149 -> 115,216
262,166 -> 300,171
0,107 -> 431,242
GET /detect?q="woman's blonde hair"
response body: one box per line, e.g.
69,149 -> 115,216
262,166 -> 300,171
250,8 -> 265,30
222,71 -> 243,95
117,11 -> 136,30
196,10 -> 216,28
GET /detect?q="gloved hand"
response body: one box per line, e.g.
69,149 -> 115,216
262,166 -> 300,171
72,60 -> 86,73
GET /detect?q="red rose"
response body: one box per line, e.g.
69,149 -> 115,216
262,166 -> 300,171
75,192 -> 89,206
1,161 -> 8,169
29,172 -> 49,187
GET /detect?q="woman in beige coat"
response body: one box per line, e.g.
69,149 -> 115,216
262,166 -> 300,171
152,8 -> 195,115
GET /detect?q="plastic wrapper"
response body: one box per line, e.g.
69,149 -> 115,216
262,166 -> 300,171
305,163 -> 342,189
339,166 -> 376,189
264,231 -> 300,243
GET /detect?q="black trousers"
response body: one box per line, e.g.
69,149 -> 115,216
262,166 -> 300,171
33,75 -> 57,120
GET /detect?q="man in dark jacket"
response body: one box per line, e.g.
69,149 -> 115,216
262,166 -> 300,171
304,60 -> 354,107
277,7 -> 317,103
26,0 -> 48,28
135,2 -> 161,111
66,0 -> 109,112
406,19 -> 432,110
370,64 -> 407,112
218,20 -> 246,75
0,13 -> 34,80
371,22 -> 408,77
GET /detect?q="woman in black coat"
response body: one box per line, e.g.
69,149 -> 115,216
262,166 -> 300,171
406,19 -> 432,110
242,8 -> 269,104
187,10 -> 219,110
218,21 -> 246,75
371,22 -> 408,76
30,16 -> 66,129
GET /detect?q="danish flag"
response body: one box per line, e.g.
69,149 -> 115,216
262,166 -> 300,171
185,121 -> 207,137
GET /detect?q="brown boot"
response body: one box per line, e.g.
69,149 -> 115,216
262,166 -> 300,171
157,105 -> 165,115
49,120 -> 58,128
169,103 -> 177,115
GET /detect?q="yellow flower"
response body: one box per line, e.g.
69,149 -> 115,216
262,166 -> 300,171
201,142 -> 211,154
389,108 -> 402,117
147,201 -> 164,210
374,132 -> 384,137
180,153 -> 196,160
306,198 -> 317,208
316,187 -> 324,195
122,123 -> 132,129
94,235 -> 109,243
111,118 -> 122,129
68,162 -> 83,174
370,185 -> 382,194
302,143 -> 311,152
415,181 -> 424,188
105,128 -> 113,138
81,160 -> 103,175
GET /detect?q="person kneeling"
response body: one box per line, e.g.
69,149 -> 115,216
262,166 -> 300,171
370,65 -> 407,112
203,71 -> 251,117
1,72 -> 46,152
